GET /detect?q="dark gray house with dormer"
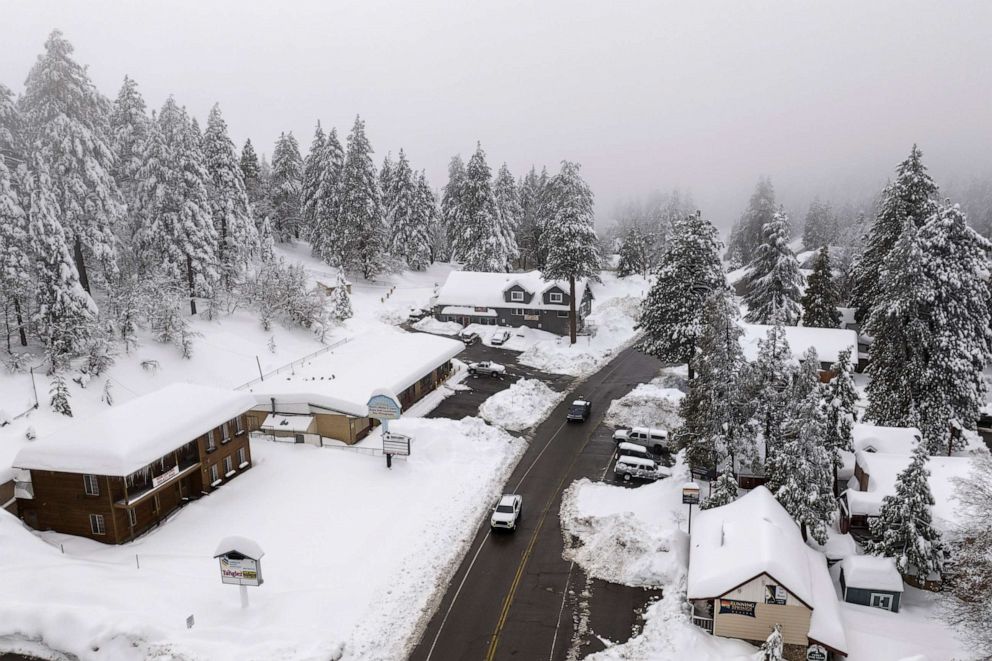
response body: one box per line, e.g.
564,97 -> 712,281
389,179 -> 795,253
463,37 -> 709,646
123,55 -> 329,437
432,271 -> 594,335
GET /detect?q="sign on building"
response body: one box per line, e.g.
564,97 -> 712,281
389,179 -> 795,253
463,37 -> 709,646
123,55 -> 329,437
152,464 -> 180,489
718,599 -> 756,618
806,644 -> 828,661
764,584 -> 787,605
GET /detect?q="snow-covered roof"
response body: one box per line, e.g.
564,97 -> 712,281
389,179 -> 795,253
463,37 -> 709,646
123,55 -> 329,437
14,384 -> 256,477
213,535 -> 265,560
851,424 -> 920,454
260,414 -> 314,433
436,270 -> 589,311
247,330 -> 463,418
441,306 -> 497,317
840,555 -> 903,592
740,324 -> 858,365
688,486 -> 847,654
847,451 -> 974,529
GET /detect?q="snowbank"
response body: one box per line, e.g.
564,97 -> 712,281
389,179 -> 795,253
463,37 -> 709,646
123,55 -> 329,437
412,317 -> 462,335
479,378 -> 565,432
0,418 -> 525,661
604,380 -> 684,431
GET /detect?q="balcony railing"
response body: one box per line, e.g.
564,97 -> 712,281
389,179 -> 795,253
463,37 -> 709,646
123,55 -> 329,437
691,615 -> 714,634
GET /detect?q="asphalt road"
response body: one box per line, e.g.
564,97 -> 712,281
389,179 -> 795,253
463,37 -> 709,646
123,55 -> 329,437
410,344 -> 664,661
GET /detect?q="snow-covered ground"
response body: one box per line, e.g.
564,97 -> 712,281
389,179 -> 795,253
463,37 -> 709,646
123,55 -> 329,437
0,416 -> 524,661
603,378 -> 684,432
479,377 -> 565,432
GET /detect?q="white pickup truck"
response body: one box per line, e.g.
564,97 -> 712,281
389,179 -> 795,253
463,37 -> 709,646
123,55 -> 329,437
614,455 -> 672,482
468,361 -> 507,377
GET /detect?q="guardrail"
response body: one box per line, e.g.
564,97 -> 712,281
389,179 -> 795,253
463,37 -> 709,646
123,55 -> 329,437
234,337 -> 353,391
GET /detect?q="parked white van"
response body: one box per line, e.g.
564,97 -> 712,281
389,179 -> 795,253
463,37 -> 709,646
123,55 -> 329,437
616,442 -> 653,463
614,455 -> 671,482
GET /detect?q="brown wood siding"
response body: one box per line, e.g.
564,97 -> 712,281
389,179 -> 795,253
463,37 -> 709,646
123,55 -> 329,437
713,600 -> 812,646
0,479 -> 15,513
17,470 -> 120,542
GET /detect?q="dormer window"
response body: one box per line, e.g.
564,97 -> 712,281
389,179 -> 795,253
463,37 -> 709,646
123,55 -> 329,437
549,292 -> 563,303
511,290 -> 524,302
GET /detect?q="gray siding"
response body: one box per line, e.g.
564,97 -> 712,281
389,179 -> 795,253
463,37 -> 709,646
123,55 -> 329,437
434,306 -> 574,335
840,570 -> 901,612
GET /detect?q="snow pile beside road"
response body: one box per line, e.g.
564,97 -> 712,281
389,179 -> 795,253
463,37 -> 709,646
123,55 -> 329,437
480,378 -> 565,432
412,317 -> 463,335
604,380 -> 684,431
518,295 -> 642,377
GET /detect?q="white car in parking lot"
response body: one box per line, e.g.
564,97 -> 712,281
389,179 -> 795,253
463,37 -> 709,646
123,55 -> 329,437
490,494 -> 523,530
612,426 -> 669,453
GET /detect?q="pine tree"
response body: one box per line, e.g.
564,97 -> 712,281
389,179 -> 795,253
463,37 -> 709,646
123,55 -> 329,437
336,116 -> 386,279
725,178 -> 775,268
387,150 -> 431,269
747,319 -> 794,463
49,373 -> 72,417
852,145 -> 939,323
759,625 -> 784,661
637,211 -> 723,370
301,123 -> 327,240
20,30 -> 124,292
615,225 -> 649,278
0,82 -> 22,164
801,198 -> 839,251
27,156 -> 97,371
441,155 -> 468,260
743,209 -> 804,325
109,75 -> 149,231
493,163 -> 521,267
203,103 -> 258,282
310,127 -> 345,264
800,246 -> 841,328
328,272 -> 353,322
823,347 -> 858,495
865,444 -> 944,579
0,157 -> 32,350
416,171 -> 443,264
542,161 -> 601,343
517,166 -> 549,269
379,153 -> 396,221
673,289 -> 754,473
457,144 -> 509,271
240,138 -> 264,208
767,347 -> 834,543
701,471 -> 740,510
269,131 -> 303,241
258,216 -> 275,262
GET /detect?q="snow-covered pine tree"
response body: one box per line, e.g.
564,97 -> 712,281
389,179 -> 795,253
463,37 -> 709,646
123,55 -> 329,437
517,166 -> 549,269
309,127 -> 345,264
615,225 -> 649,278
109,76 -> 148,231
49,373 -> 72,416
493,163 -> 521,267
269,131 -> 303,241
327,272 -> 353,322
759,625 -> 784,661
542,161 -> 601,343
636,211 -> 723,372
0,157 -> 32,350
417,170 -> 443,263
27,156 -> 97,371
801,198 -> 839,251
240,138 -> 265,211
767,347 -> 834,543
204,104 -> 258,283
851,145 -> 939,323
865,444 -> 944,580
387,150 -> 431,269
20,30 -> 125,293
336,116 -> 386,279
800,245 -> 841,328
379,153 -> 396,222
743,208 -> 804,325
942,452 -> 992,654
457,144 -> 509,272
725,177 -> 776,269
823,347 -> 858,495
101,378 -> 113,406
258,216 -> 275,262
0,82 -> 22,164
673,289 -> 754,473
300,123 -> 327,241
441,155 -> 468,258
747,318 -> 794,463
701,472 -> 740,510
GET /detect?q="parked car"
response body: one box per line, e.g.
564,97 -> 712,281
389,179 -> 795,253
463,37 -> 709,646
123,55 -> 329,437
566,399 -> 592,422
490,329 -> 511,346
614,455 -> 671,483
468,361 -> 507,377
490,494 -> 523,530
612,426 -> 668,453
459,330 -> 480,345
616,441 -> 653,463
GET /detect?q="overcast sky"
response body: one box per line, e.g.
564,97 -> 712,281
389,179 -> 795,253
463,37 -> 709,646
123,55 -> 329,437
1,0 -> 989,229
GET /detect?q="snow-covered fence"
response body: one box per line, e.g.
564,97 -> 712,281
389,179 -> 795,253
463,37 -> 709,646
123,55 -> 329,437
234,337 -> 353,392
3,368 -> 40,425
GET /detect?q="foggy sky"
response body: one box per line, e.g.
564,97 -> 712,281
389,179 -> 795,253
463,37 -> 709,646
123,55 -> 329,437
1,0 -> 989,230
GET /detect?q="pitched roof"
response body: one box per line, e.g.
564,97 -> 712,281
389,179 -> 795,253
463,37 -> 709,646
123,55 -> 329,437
740,324 -> 859,364
851,424 -> 920,454
840,555 -> 903,592
436,270 -> 589,311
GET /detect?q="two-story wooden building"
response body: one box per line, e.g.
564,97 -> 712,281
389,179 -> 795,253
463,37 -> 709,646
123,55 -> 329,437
688,486 -> 847,660
13,384 -> 257,544
432,270 -> 594,335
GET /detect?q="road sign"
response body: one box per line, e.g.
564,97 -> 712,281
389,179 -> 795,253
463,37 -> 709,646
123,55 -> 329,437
383,432 -> 411,456
682,482 -> 701,505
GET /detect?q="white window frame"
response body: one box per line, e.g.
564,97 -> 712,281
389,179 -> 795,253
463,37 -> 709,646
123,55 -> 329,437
207,429 -> 217,452
222,421 -> 231,442
224,455 -> 233,474
549,292 -> 563,303
870,593 -> 894,610
511,308 -> 524,316
89,513 -> 106,535
237,447 -> 247,466
210,464 -> 219,483
127,508 -> 137,527
235,415 -> 245,435
510,290 -> 524,302
557,310 -> 568,318
83,474 -> 100,496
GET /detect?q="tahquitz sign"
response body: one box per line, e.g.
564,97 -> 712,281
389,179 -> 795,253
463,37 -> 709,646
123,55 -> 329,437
219,555 -> 262,587
367,392 -> 402,420
718,598 -> 757,618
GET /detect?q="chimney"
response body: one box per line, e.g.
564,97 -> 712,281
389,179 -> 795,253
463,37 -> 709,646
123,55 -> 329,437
270,397 -> 276,415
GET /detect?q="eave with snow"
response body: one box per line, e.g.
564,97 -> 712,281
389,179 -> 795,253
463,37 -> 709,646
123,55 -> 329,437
740,323 -> 859,377
687,486 -> 848,658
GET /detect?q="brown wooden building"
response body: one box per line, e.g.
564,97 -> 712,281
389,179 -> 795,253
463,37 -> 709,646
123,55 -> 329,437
13,384 -> 257,544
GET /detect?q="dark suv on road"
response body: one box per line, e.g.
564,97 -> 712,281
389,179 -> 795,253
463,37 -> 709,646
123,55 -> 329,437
566,399 -> 592,422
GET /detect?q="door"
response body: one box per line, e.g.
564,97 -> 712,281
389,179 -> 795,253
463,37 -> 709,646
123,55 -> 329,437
295,433 -> 305,444
869,593 -> 893,610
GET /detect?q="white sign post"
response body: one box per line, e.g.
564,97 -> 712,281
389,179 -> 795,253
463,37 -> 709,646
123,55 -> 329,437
213,536 -> 264,609
367,389 -> 405,469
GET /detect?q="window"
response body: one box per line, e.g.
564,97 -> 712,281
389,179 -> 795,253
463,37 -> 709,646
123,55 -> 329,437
510,290 -> 524,302
224,456 -> 234,476
222,421 -> 231,442
870,593 -> 894,610
206,429 -> 216,452
549,292 -> 563,303
235,415 -> 245,435
209,464 -> 219,483
237,447 -> 247,466
89,514 -> 106,535
83,474 -> 100,496
511,308 -> 524,316
127,508 -> 137,527
557,311 -> 568,318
